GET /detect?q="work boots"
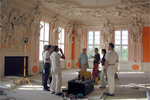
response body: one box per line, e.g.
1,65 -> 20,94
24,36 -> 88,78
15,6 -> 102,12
94,77 -> 98,85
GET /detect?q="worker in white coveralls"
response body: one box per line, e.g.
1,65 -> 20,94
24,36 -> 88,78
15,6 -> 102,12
50,46 -> 65,96
104,43 -> 119,96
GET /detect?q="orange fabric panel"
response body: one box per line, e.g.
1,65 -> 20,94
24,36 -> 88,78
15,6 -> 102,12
78,43 -> 81,56
76,62 -> 79,67
68,62 -> 71,68
71,30 -> 75,60
64,28 -> 67,57
84,29 -> 88,49
134,44 -> 137,62
34,37 -> 36,62
142,27 -> 150,62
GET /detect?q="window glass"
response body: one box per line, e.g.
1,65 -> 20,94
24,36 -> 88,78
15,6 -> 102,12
44,22 -> 49,41
87,30 -> 100,60
58,27 -> 65,52
95,31 -> 100,36
114,30 -> 128,61
89,39 -> 93,44
87,46 -> 93,60
39,41 -> 44,61
115,46 -> 121,61
122,46 -> 128,61
89,31 -> 93,36
40,21 -> 44,40
39,21 -> 50,61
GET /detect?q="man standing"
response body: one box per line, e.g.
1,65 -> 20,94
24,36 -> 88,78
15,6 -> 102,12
42,45 -> 48,68
104,43 -> 119,96
50,46 -> 65,96
43,45 -> 52,91
78,48 -> 88,71
42,45 -> 47,86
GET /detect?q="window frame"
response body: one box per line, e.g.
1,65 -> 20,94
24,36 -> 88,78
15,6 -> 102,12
87,30 -> 101,61
114,29 -> 129,62
39,21 -> 50,61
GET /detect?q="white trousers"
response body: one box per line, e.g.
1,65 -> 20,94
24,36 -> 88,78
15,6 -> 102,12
107,66 -> 115,94
51,72 -> 62,94
100,66 -> 106,87
115,63 -> 118,73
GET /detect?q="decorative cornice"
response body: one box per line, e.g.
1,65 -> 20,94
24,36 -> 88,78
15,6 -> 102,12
40,0 -> 150,26
5,0 -> 69,25
1,0 -> 150,27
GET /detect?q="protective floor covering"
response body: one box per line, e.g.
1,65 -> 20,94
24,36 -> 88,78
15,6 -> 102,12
0,69 -> 148,100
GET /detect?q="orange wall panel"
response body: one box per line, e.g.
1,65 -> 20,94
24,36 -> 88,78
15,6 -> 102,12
142,27 -> 150,62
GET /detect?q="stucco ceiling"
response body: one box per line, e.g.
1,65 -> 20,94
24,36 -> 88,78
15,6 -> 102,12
39,0 -> 150,23
68,0 -> 121,8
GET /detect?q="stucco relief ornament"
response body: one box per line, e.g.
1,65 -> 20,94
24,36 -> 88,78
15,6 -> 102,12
8,10 -> 27,48
74,24 -> 86,44
101,19 -> 113,44
2,10 -> 20,48
130,16 -> 143,44
67,23 -> 74,44
1,9 -> 23,48
52,16 -> 61,46
31,2 -> 42,36
0,1 -> 12,46
1,3 -> 42,48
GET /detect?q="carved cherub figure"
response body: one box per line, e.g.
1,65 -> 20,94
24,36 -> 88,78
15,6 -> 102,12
130,16 -> 143,44
102,19 -> 113,44
67,23 -> 74,44
74,24 -> 86,44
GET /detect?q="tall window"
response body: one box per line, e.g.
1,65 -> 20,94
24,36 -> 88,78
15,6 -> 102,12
58,27 -> 65,52
87,31 -> 100,60
114,30 -> 128,61
39,21 -> 49,61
